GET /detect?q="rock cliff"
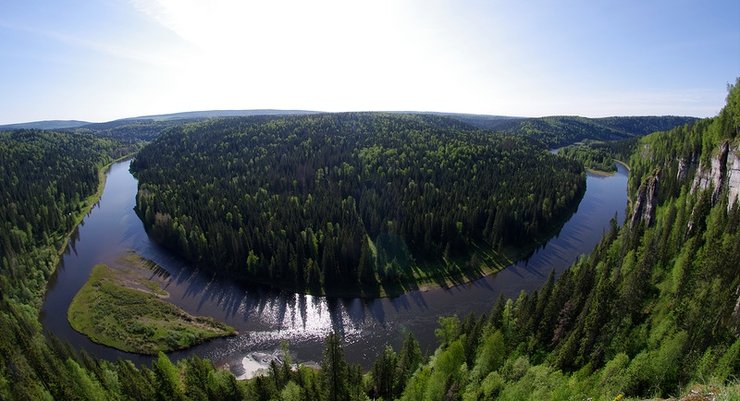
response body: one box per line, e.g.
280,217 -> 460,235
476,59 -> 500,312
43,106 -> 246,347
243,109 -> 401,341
691,140 -> 740,210
630,171 -> 660,228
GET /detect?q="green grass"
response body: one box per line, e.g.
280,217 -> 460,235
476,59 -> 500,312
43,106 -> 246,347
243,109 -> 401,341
68,258 -> 235,355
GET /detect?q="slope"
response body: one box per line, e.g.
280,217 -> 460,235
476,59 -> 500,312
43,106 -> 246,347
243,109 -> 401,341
451,114 -> 698,147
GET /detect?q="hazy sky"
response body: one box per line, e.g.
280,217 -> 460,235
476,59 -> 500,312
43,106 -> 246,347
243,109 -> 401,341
0,0 -> 738,124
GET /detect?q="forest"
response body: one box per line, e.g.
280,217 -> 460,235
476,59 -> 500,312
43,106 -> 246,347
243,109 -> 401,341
0,130 -> 138,306
130,113 -> 585,295
448,114 -> 696,147
0,81 -> 737,400
557,138 -> 637,173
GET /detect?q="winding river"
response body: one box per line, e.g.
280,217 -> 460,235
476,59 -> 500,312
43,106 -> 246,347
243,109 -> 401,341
41,159 -> 628,375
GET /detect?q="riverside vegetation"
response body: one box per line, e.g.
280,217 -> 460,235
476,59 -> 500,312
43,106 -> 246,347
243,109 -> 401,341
0,80 -> 736,400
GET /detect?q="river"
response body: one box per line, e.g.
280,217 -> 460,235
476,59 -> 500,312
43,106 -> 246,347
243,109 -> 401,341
41,159 -> 629,375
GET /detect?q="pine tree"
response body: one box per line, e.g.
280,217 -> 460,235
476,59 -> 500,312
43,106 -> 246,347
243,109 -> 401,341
320,332 -> 348,401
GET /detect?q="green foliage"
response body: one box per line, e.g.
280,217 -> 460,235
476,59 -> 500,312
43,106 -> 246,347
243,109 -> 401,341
468,115 -> 697,148
394,79 -> 740,400
558,138 -> 637,172
0,130 -> 136,306
470,330 -> 506,382
0,127 -> 247,401
320,333 -> 346,401
249,79 -> 739,401
370,346 -> 397,400
152,352 -> 187,401
130,113 -> 586,295
435,316 -> 462,347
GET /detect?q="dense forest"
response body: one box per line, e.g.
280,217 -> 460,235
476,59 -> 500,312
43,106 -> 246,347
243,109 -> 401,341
447,114 -> 697,147
0,130 -> 138,306
557,138 -> 637,172
130,113 -> 585,294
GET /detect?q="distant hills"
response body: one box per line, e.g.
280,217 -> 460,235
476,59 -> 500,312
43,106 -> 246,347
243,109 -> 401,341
0,110 -> 698,148
123,109 -> 319,121
0,109 -> 318,131
0,120 -> 91,130
439,114 -> 699,147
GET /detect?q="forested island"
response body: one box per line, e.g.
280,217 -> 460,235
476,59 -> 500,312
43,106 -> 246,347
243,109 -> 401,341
130,113 -> 586,295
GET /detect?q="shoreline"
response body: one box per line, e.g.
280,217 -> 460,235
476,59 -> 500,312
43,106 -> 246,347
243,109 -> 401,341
581,158 -> 631,177
613,159 -> 631,171
585,167 -> 616,176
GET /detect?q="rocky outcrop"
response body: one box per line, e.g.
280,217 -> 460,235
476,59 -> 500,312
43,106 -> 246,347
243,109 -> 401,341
676,156 -> 690,181
690,141 -> 740,210
631,172 -> 660,228
727,144 -> 740,209
691,141 -> 728,202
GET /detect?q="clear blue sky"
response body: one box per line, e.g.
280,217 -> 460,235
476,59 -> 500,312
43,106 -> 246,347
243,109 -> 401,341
0,0 -> 738,124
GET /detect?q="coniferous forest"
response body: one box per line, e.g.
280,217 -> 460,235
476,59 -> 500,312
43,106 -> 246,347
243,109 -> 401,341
0,130 -> 138,306
0,81 -> 737,400
130,113 -> 585,294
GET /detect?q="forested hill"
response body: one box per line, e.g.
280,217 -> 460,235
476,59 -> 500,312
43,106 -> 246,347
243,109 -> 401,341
0,120 -> 89,130
130,113 -> 585,295
447,114 -> 697,147
0,112 -> 694,151
71,110 -> 319,142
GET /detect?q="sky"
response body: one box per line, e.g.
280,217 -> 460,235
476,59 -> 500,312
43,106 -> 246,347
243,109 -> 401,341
0,0 -> 738,124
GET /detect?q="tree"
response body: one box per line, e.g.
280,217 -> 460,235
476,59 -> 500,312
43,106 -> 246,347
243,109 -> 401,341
371,346 -> 397,399
321,332 -> 348,401
151,352 -> 186,401
396,332 -> 423,395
